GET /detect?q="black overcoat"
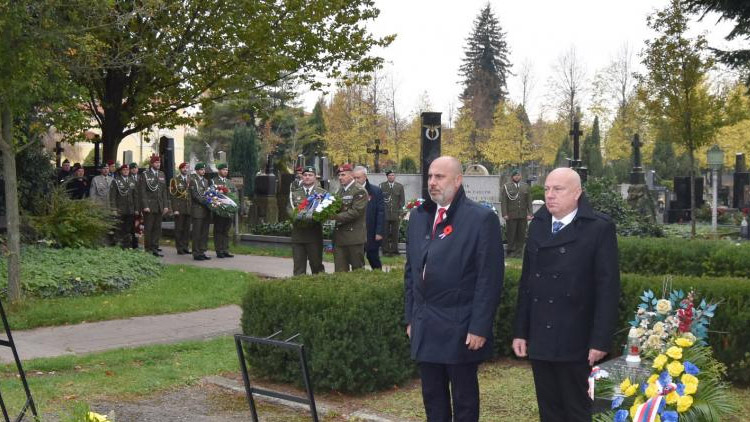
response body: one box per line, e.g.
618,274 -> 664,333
404,186 -> 504,364
364,180 -> 385,250
513,194 -> 620,362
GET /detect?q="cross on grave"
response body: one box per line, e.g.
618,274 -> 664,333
53,142 -> 65,167
569,118 -> 583,168
367,139 -> 388,173
631,134 -> 643,170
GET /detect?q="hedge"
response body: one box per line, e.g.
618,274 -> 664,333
241,269 -> 750,393
0,246 -> 162,298
618,237 -> 750,277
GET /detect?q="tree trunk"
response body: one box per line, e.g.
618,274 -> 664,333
689,148 -> 696,239
0,106 -> 22,303
101,112 -> 126,164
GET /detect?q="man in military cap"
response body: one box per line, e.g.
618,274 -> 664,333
190,162 -> 212,261
290,165 -> 328,275
379,169 -> 405,256
212,163 -> 237,258
129,163 -> 141,249
109,164 -> 138,248
66,163 -> 89,199
500,168 -> 533,258
139,155 -> 170,257
106,160 -> 116,181
57,159 -> 72,184
332,163 -> 368,272
89,164 -> 111,208
170,162 -> 192,255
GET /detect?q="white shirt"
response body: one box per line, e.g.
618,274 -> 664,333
344,180 -> 355,191
552,209 -> 578,233
433,204 -> 451,228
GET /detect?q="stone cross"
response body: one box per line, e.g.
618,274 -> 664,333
569,118 -> 583,168
366,139 -> 389,173
631,134 -> 643,169
53,142 -> 64,167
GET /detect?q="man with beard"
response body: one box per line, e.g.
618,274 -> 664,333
352,166 -> 385,270
290,166 -> 328,275
332,163 -> 367,272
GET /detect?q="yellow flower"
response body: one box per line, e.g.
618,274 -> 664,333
653,354 -> 668,370
681,373 -> 699,386
648,374 -> 659,384
631,403 -> 639,419
656,299 -> 672,314
677,395 -> 694,412
667,360 -> 685,377
620,378 -> 632,393
87,413 -> 109,422
666,346 -> 683,360
624,384 -> 638,397
655,415 -> 661,422
645,383 -> 659,398
684,382 -> 697,395
665,391 -> 680,405
675,337 -> 694,348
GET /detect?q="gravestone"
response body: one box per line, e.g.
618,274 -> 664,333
569,112 -> 588,182
668,176 -> 704,223
254,154 -> 278,223
420,112 -> 442,200
159,136 -> 175,181
626,134 -> 654,222
629,134 -> 645,184
122,150 -> 133,167
217,151 -> 227,164
464,164 -> 490,176
733,153 -> 750,209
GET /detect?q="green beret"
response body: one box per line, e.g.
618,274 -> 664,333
511,168 -> 520,176
129,162 -> 138,169
303,165 -> 316,174
195,162 -> 206,170
385,169 -> 395,175
217,163 -> 228,170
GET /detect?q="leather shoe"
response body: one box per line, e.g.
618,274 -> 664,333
193,255 -> 206,261
183,249 -> 192,254
152,252 -> 164,257
156,247 -> 163,252
201,254 -> 211,260
177,250 -> 186,255
223,252 -> 234,258
216,253 -> 226,258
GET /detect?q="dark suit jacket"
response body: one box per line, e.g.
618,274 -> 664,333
513,194 -> 620,362
404,186 -> 504,364
364,180 -> 385,250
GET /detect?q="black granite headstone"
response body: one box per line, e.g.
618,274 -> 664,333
159,136 -> 175,182
673,176 -> 704,210
420,112 -> 442,200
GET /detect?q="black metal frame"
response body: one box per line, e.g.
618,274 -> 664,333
0,299 -> 37,422
234,332 -> 318,422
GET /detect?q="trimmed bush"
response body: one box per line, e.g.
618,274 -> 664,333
241,270 -> 414,393
618,237 -> 750,277
0,246 -> 162,298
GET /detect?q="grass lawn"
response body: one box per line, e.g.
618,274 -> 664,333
7,265 -> 255,330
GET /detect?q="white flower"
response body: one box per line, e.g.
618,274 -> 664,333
315,206 -> 323,212
653,322 -> 665,335
656,299 -> 672,315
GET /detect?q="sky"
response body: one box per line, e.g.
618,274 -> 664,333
301,0 -> 739,124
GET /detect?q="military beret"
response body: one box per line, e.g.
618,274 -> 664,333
217,163 -> 228,170
106,160 -> 115,166
97,164 -> 106,170
129,162 -> 138,169
385,169 -> 394,175
179,162 -> 188,170
303,165 -> 316,174
337,163 -> 353,173
62,159 -> 70,164
195,162 -> 206,170
72,163 -> 82,170
511,168 -> 520,176
295,165 -> 303,172
150,155 -> 161,164
119,164 -> 128,171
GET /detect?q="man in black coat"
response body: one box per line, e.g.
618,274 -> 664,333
512,167 -> 620,422
353,166 -> 385,270
404,156 -> 504,422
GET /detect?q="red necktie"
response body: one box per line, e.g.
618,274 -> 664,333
432,208 -> 446,238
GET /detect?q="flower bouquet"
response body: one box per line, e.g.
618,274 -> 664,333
403,198 -> 425,221
293,192 -> 341,224
204,185 -> 238,218
594,285 -> 737,422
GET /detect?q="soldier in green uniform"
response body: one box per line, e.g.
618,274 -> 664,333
332,163 -> 368,272
138,155 -> 170,257
290,166 -> 328,275
379,169 -> 405,256
211,163 -> 236,258
89,164 -> 111,208
109,164 -> 138,248
190,162 -> 212,261
129,163 -> 141,249
170,162 -> 192,255
500,168 -> 532,258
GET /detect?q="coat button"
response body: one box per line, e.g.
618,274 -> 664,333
548,298 -> 554,304
546,322 -> 552,329
535,272 -> 541,278
533,297 -> 538,302
559,247 -> 566,254
552,273 -> 559,279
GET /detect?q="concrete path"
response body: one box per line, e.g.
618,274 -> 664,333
0,305 -> 242,363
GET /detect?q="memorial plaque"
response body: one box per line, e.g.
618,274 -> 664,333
420,112 -> 442,200
462,176 -> 501,203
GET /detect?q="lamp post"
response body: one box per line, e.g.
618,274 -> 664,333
707,145 -> 724,233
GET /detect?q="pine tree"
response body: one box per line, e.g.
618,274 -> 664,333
651,135 -> 677,182
230,125 -> 259,197
554,135 -> 571,168
459,3 -> 512,129
299,98 -> 327,159
582,116 -> 604,177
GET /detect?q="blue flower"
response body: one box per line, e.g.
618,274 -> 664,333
659,371 -> 672,386
684,361 -> 701,375
676,383 -> 686,396
611,396 -> 624,409
662,410 -> 679,422
615,409 -> 629,422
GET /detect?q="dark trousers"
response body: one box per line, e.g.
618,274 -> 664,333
174,213 -> 191,252
505,218 -> 528,257
365,243 -> 382,270
531,360 -> 592,422
143,211 -> 163,253
333,244 -> 365,272
192,216 -> 210,257
213,215 -> 232,253
383,219 -> 400,254
114,214 -> 135,248
131,215 -> 141,249
419,361 -> 479,422
292,241 -> 325,275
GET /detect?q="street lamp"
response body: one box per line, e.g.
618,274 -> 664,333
706,144 -> 724,233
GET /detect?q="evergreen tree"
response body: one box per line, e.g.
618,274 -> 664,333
299,98 -> 327,159
230,125 -> 259,197
582,116 -> 604,177
554,135 -> 571,167
459,3 -> 512,129
651,136 -> 676,182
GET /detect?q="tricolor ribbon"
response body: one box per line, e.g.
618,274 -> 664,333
587,366 -> 609,400
634,383 -> 676,422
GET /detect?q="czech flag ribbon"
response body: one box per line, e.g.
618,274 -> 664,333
634,383 -> 676,422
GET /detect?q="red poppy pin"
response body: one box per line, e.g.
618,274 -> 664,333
439,225 -> 453,239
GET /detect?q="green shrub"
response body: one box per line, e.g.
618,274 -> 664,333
27,187 -> 114,248
530,184 -> 544,201
584,177 -> 663,237
241,270 -> 415,393
618,237 -> 750,277
251,220 -> 335,239
0,246 -> 162,298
